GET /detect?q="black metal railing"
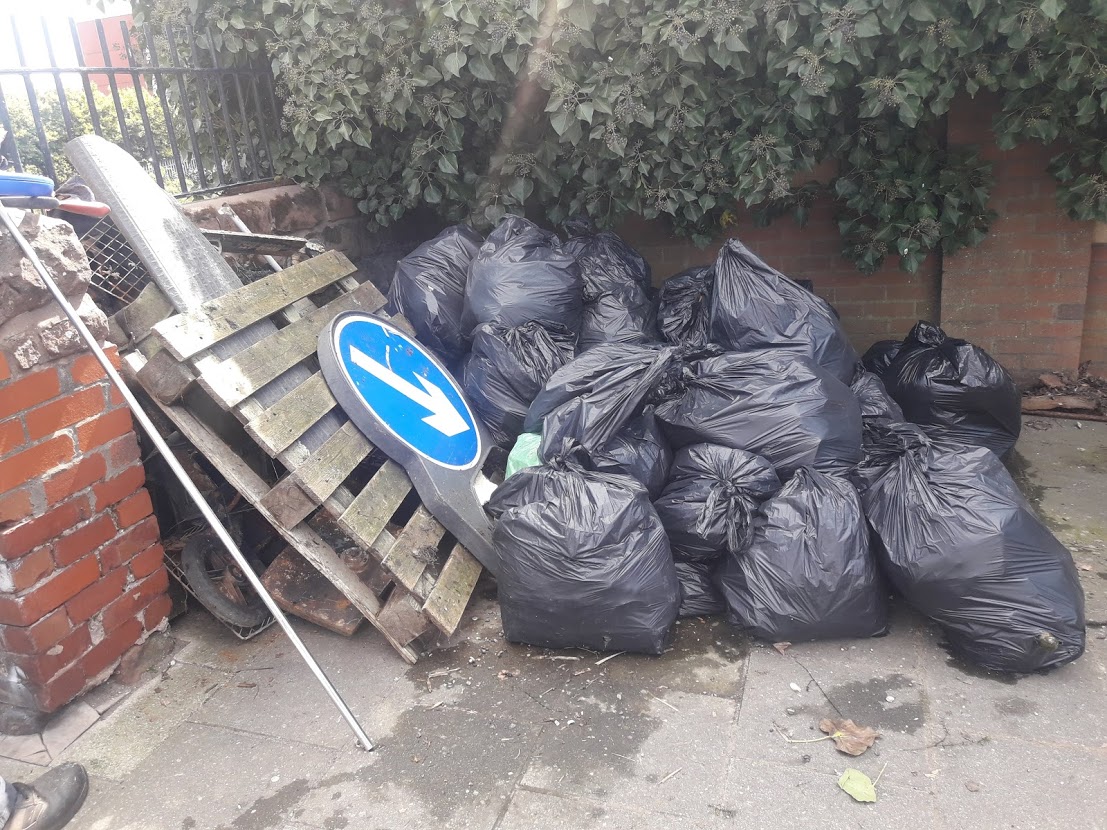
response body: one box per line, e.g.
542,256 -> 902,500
0,15 -> 281,196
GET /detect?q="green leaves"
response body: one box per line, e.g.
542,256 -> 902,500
838,769 -> 877,803
151,0 -> 1107,266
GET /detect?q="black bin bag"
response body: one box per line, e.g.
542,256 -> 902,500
883,321 -> 1021,458
463,321 -> 576,447
654,444 -> 780,563
463,215 -> 583,335
657,266 -> 714,347
590,409 -> 672,499
851,368 -> 904,422
861,339 -> 902,377
579,283 -> 658,350
716,468 -> 888,642
488,459 -> 681,655
860,421 -> 1085,672
675,560 -> 725,618
525,343 -> 677,454
654,350 -> 863,477
384,225 -> 482,360
709,239 -> 858,384
562,217 -> 652,295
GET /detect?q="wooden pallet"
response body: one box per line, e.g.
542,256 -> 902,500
118,250 -> 482,663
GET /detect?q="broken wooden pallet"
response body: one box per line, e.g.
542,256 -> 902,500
119,249 -> 482,663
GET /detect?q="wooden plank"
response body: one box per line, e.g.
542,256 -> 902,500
260,478 -> 319,528
422,546 -> 482,636
291,421 -> 373,504
375,590 -> 431,647
337,461 -> 412,549
115,282 -> 173,342
201,228 -> 318,256
136,348 -> 195,404
243,373 -> 338,457
261,548 -> 365,636
152,250 -> 358,361
122,351 -> 420,664
195,280 -> 386,409
382,506 -> 445,597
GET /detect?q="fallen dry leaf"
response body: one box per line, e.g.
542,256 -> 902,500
773,641 -> 792,655
819,718 -> 880,756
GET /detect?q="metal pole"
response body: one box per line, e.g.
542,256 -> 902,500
0,206 -> 374,752
218,205 -> 280,272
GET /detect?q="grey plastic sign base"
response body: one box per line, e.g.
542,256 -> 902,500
318,311 -> 499,575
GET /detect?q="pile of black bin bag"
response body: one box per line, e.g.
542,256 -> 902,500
385,216 -> 1085,672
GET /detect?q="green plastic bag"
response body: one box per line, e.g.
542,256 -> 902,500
505,433 -> 542,479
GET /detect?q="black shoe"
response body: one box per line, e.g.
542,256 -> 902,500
4,763 -> 89,830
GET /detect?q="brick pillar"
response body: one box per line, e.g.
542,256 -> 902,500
940,95 -> 1094,383
0,210 -> 169,733
1080,226 -> 1107,378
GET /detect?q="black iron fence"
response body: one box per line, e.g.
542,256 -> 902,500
0,15 -> 281,197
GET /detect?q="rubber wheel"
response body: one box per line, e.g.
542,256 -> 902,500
180,532 -> 270,629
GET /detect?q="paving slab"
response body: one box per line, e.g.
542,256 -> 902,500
520,691 -> 736,822
925,735 -> 1107,830
499,787 -> 717,830
715,762 -> 939,830
731,605 -> 936,791
57,660 -> 227,780
68,720 -> 338,830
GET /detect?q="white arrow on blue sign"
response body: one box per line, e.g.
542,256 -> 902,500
329,314 -> 481,470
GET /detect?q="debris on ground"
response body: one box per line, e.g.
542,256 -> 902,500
1022,365 -> 1107,417
819,718 -> 881,756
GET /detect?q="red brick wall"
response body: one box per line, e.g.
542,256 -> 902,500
618,199 -> 940,354
0,346 -> 170,715
941,96 -> 1093,383
0,213 -> 170,728
618,95 -> 1103,382
1082,237 -> 1107,376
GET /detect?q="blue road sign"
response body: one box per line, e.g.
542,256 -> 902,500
326,314 -> 481,470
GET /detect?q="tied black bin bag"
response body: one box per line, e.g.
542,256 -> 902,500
578,283 -> 658,351
851,368 -> 904,422
861,339 -> 903,377
525,343 -> 678,457
384,225 -> 482,360
590,409 -> 672,499
675,560 -> 726,618
562,217 -> 652,295
710,239 -> 858,384
654,351 -> 863,477
883,321 -> 1021,458
654,444 -> 780,563
716,468 -> 888,642
488,459 -> 681,655
462,321 -> 576,447
463,215 -> 584,335
861,422 -> 1085,672
657,266 -> 714,347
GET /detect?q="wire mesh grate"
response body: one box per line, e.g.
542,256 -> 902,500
79,216 -> 152,305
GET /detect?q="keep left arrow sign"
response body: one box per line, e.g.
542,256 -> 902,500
348,345 -> 471,437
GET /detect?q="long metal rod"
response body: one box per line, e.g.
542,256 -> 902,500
219,206 -> 281,272
0,207 -> 374,753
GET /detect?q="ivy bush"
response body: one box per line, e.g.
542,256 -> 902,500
136,0 -> 1107,274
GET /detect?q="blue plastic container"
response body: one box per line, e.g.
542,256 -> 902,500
0,172 -> 54,198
